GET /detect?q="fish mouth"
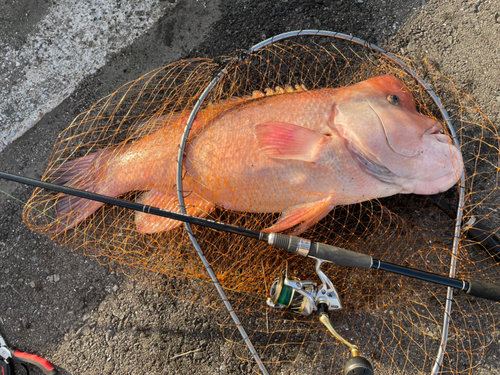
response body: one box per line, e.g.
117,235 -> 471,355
425,123 -> 454,144
407,169 -> 462,195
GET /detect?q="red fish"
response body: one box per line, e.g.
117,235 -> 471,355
50,75 -> 463,234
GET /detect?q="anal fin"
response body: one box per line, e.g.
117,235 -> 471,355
135,190 -> 214,234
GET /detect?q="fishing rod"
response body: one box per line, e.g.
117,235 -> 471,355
3,170 -> 497,301
3,171 -> 500,374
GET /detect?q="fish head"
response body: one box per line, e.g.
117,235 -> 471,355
331,75 -> 463,195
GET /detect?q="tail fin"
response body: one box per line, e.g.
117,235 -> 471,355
50,149 -> 113,233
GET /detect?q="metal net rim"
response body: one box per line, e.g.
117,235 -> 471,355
174,29 -> 466,375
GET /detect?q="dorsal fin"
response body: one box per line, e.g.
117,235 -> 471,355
192,84 -> 311,132
260,84 -> 308,97
204,84 -> 308,109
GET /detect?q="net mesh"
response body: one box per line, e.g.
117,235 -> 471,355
23,37 -> 500,374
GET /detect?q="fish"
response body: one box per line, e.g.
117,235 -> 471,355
49,75 -> 463,235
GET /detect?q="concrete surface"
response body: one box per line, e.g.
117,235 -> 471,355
0,0 -> 499,374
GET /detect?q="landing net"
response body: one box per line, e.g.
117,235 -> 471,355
23,32 -> 500,374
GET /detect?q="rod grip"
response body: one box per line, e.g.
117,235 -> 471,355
466,280 -> 500,302
267,234 -> 372,269
309,242 -> 373,269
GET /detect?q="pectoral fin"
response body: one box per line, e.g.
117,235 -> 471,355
263,196 -> 335,234
135,190 -> 214,234
255,122 -> 329,162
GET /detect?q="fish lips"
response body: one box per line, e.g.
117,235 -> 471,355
400,131 -> 464,195
408,169 -> 462,195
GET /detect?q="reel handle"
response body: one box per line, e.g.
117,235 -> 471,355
317,303 -> 374,375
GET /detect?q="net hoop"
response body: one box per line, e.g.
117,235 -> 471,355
175,30 -> 466,374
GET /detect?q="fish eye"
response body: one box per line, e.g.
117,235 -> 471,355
387,94 -> 400,105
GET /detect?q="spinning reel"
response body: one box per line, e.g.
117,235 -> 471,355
267,259 -> 374,375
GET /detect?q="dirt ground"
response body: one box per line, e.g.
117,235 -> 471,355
0,0 -> 499,374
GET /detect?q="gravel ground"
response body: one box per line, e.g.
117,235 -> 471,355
0,0 -> 499,374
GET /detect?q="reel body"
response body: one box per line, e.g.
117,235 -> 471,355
267,259 -> 342,315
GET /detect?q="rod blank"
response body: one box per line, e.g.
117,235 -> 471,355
0,171 -> 260,240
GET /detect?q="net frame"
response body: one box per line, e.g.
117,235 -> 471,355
175,30 -> 465,374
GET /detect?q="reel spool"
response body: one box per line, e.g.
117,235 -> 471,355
267,259 -> 374,375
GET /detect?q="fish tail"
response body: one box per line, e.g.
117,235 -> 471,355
49,148 -> 116,233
